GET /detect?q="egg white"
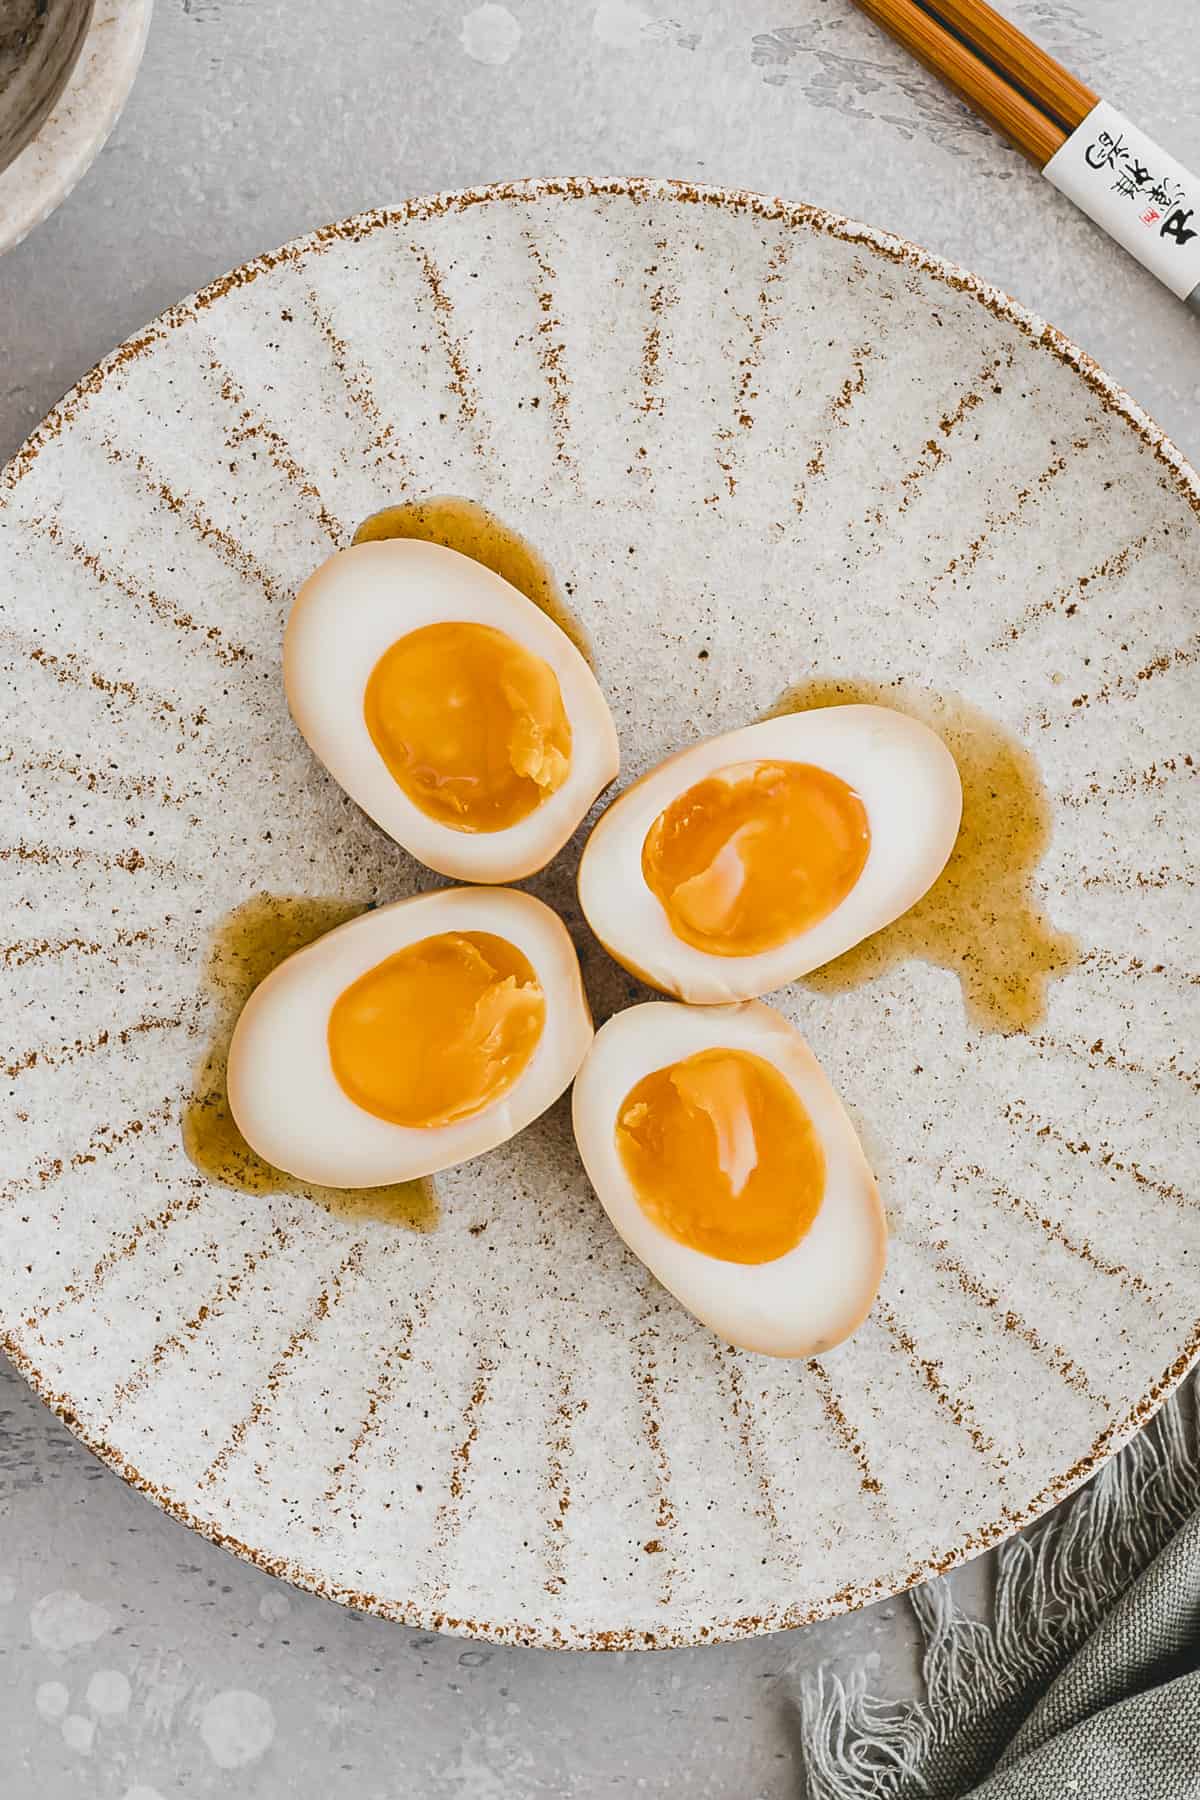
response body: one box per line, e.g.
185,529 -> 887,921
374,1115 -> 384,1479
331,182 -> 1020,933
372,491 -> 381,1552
572,1000 -> 886,1357
577,705 -> 962,1003
284,539 -> 620,882
227,887 -> 594,1187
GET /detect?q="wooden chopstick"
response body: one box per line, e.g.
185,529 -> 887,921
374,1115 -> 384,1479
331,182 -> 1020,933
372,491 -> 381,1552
851,0 -> 1071,167
851,0 -> 1200,312
924,0 -> 1098,133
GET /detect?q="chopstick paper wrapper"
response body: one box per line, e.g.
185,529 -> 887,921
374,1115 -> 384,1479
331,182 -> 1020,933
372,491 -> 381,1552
1043,101 -> 1200,306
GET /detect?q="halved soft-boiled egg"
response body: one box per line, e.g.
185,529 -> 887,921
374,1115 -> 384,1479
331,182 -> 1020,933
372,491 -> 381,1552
227,888 -> 593,1186
577,706 -> 961,1003
572,1000 -> 885,1356
284,538 -> 620,882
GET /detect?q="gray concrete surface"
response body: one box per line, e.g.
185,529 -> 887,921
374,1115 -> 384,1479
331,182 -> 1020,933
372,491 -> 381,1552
0,1 -> 1195,1794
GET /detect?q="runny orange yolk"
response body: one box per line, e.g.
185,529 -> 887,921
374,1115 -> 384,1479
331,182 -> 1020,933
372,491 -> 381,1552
327,931 -> 545,1129
363,621 -> 572,833
641,760 -> 870,958
615,1048 -> 825,1264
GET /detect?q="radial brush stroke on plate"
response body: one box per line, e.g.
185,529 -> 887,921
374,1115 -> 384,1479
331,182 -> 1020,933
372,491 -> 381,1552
204,357 -> 346,544
940,1161 -> 1160,1303
304,287 -> 418,489
920,1243 -> 1111,1408
0,1097 -> 178,1207
320,1291 -> 432,1509
198,1243 -> 368,1490
96,438 -> 288,612
709,237 -> 792,502
106,1224 -> 295,1415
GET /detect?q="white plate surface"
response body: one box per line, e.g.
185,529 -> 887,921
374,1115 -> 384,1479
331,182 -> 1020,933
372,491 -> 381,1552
1,178 -> 1198,1646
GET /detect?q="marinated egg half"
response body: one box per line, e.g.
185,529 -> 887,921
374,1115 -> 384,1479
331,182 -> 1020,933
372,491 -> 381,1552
227,888 -> 593,1186
573,1001 -> 885,1356
578,705 -> 961,1002
285,539 -> 620,882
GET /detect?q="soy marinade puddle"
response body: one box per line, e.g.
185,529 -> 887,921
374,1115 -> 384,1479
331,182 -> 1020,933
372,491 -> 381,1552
354,494 -> 592,663
767,678 -> 1077,1031
183,895 -> 438,1228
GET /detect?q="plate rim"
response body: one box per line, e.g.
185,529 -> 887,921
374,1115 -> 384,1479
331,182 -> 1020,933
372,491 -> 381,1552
3,173 -> 1199,1649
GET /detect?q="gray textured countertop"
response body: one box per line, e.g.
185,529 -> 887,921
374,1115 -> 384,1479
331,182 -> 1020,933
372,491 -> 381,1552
0,2 -> 1196,1794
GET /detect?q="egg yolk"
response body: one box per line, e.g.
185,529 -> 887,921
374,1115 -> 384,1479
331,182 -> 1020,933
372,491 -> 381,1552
615,1048 -> 825,1264
363,621 -> 572,832
641,760 -> 870,957
327,931 -> 545,1129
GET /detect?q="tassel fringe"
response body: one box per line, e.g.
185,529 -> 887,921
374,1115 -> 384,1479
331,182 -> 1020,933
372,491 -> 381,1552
799,1377 -> 1200,1800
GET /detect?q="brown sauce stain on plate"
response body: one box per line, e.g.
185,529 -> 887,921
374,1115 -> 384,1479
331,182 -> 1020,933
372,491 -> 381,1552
352,494 -> 592,666
766,679 -> 1077,1031
182,894 -> 438,1230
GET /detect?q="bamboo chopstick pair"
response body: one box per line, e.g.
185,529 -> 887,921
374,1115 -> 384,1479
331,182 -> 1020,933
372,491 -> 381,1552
849,0 -> 1200,312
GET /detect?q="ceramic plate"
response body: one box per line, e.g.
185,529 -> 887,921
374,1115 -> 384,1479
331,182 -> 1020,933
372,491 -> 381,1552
2,178 -> 1198,1648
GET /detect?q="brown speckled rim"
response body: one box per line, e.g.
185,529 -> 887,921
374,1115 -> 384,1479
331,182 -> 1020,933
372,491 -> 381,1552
3,175 -> 1199,1650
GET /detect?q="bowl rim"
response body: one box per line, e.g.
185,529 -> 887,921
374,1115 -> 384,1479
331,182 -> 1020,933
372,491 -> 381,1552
0,0 -> 152,258
0,0 -> 96,178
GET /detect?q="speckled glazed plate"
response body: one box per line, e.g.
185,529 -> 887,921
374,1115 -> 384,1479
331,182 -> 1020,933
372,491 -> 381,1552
2,178 -> 1198,1649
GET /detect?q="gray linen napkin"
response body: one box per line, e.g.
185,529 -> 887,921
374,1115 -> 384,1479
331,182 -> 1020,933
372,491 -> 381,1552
969,1512 -> 1200,1798
801,1374 -> 1200,1798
